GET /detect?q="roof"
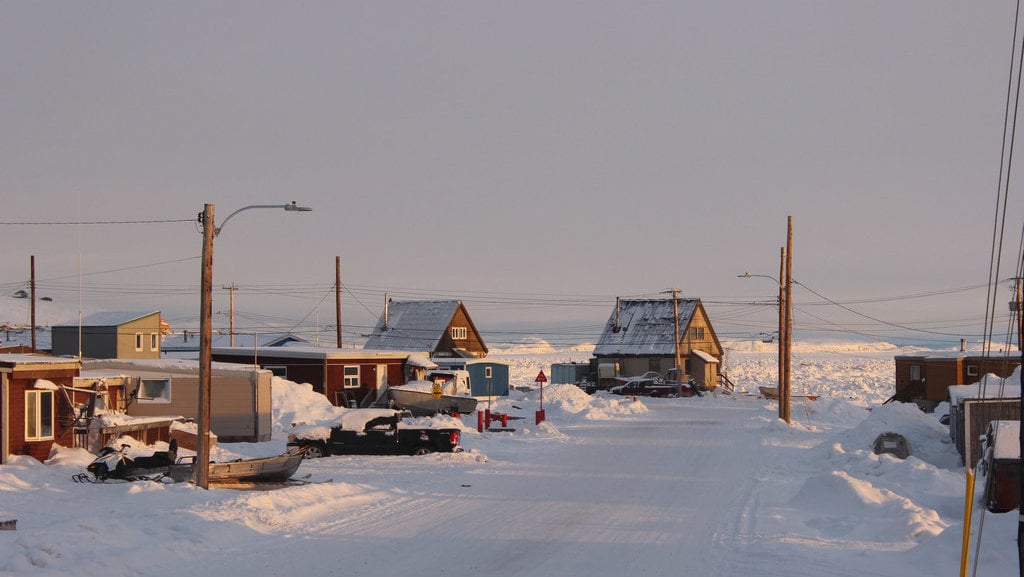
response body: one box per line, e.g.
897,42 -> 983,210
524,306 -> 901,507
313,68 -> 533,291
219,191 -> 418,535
160,331 -> 307,351
593,298 -> 698,357
212,345 -> 426,361
363,300 -> 462,352
54,311 -> 159,328
0,353 -> 81,369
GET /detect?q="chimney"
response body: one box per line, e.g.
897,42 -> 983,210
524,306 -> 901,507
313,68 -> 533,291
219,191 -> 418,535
614,297 -> 621,333
960,338 -> 966,352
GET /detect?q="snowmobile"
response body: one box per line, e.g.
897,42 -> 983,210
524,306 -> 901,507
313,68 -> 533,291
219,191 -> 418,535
75,439 -> 179,482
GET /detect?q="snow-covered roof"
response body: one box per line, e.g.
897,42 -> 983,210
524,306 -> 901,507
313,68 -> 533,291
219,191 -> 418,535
692,349 -> 717,363
54,310 -> 159,327
363,300 -> 462,352
593,298 -> 698,357
82,357 -> 263,376
0,353 -> 80,367
990,420 -> 1021,460
161,331 -> 307,351
0,326 -> 52,350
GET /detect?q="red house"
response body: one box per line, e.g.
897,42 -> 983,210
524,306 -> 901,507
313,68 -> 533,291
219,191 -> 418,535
211,346 -> 427,408
1,354 -> 81,463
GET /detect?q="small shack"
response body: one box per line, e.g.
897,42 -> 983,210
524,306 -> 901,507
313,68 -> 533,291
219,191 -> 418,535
948,377 -> 1021,467
432,358 -> 511,396
0,354 -> 81,463
894,353 -> 1020,410
981,420 -> 1020,513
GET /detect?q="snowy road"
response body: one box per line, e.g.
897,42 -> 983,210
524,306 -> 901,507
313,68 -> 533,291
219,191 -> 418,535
172,399 -> 786,577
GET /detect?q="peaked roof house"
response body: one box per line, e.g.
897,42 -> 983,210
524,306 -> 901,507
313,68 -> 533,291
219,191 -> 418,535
52,311 -> 163,360
364,300 -> 488,358
593,298 -> 723,390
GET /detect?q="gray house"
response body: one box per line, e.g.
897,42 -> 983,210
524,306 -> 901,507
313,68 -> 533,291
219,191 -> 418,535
52,311 -> 163,360
593,298 -> 723,389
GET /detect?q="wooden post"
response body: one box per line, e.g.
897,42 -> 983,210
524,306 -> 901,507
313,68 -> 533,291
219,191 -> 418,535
778,246 -> 786,420
783,216 -> 794,425
336,256 -> 343,348
197,203 -> 214,490
223,284 -> 237,347
30,255 -> 36,351
672,289 -> 682,380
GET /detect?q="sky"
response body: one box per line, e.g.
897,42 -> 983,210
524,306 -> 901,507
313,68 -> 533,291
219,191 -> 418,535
0,344 -> 1018,576
2,2 -> 1022,349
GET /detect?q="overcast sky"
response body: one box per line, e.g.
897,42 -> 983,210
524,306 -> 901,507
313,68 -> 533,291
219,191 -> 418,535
1,2 -> 1021,348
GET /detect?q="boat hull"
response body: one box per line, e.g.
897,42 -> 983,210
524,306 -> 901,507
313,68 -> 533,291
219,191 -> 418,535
387,388 -> 478,417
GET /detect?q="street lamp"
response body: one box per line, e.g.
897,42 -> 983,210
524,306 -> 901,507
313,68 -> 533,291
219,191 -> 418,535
195,201 -> 312,489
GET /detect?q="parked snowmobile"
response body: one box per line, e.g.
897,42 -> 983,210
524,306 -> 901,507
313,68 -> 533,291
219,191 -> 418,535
76,439 -> 178,482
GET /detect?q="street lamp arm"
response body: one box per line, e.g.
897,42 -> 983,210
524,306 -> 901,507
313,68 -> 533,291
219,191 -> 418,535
738,272 -> 781,285
215,202 -> 313,236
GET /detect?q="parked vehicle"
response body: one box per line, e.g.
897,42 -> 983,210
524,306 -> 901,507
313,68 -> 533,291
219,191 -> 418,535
77,439 -> 179,482
382,370 -> 478,416
287,409 -> 462,458
609,372 -> 696,398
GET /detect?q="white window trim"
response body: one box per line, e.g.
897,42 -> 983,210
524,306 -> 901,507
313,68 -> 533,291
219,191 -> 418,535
135,332 -> 144,352
343,365 -> 360,389
485,366 -> 493,379
966,365 -> 979,377
25,390 -> 55,441
150,332 -> 159,352
451,326 -> 468,340
138,378 -> 172,404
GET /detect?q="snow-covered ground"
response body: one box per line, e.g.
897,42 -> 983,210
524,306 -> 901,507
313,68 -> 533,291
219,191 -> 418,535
0,341 -> 1018,576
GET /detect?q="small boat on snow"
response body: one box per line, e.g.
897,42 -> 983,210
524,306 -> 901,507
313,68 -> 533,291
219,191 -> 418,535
166,447 -> 306,484
384,371 -> 478,416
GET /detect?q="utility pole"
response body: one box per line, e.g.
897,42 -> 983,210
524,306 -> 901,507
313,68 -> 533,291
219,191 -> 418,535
30,255 -> 36,351
197,204 -> 214,490
782,216 -> 794,425
778,246 -> 786,419
671,289 -> 682,380
336,256 -> 343,348
222,284 -> 237,347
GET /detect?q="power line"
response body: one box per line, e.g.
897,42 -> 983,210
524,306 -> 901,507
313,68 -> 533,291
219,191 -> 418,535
0,218 -> 194,225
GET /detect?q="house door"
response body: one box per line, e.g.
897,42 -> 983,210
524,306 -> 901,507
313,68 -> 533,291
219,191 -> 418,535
376,364 -> 389,401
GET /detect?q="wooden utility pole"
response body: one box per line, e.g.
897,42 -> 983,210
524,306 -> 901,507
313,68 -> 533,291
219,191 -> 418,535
782,216 -> 794,424
197,203 -> 215,490
30,255 -> 36,351
671,289 -> 682,379
336,256 -> 343,348
777,246 -> 786,419
222,284 -> 237,347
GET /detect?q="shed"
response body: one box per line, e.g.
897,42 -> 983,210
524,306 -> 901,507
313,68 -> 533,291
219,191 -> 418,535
948,377 -> 1022,467
52,311 -> 163,359
432,358 -> 511,396
0,354 -> 81,463
981,420 -> 1020,513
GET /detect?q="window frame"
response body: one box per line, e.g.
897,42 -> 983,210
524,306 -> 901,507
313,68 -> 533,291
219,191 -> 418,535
450,326 -> 468,340
138,378 -> 172,404
150,332 -> 159,352
343,365 -> 361,389
25,389 -> 55,441
135,332 -> 144,352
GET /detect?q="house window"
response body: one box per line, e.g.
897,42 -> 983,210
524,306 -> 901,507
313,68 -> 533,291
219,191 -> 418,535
485,366 -> 493,379
690,327 -> 705,340
150,333 -> 159,352
909,365 -> 922,381
139,378 -> 171,403
265,365 -> 288,377
25,390 -> 54,441
343,366 -> 360,389
135,333 -> 144,351
967,365 -> 979,377
451,327 -> 468,340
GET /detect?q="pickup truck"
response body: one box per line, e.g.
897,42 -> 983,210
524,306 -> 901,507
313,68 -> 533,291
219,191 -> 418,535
609,372 -> 696,398
287,409 -> 462,458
